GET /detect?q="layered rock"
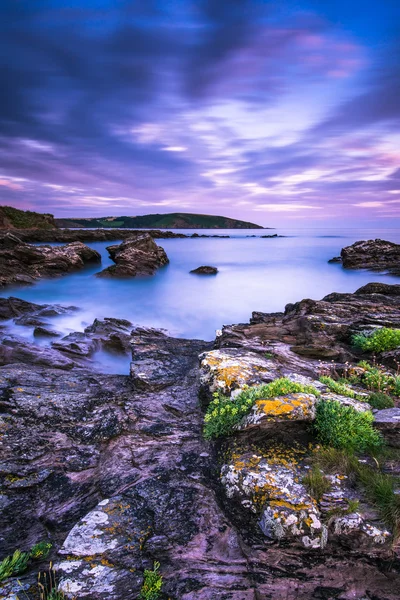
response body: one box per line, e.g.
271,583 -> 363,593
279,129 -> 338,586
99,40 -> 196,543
217,282 -> 400,365
0,234 -> 101,287
96,234 -> 169,278
330,239 -> 400,275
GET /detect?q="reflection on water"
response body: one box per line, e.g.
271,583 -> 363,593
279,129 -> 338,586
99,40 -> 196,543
1,227 -> 400,372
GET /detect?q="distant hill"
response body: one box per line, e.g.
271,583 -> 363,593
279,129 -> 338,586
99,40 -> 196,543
0,206 -> 57,230
56,213 -> 264,229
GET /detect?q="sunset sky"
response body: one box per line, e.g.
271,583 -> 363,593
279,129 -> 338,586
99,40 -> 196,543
1,0 -> 400,226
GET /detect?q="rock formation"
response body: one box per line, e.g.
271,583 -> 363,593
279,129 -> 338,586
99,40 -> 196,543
0,234 -> 101,287
330,238 -> 400,275
1,285 -> 400,599
96,234 -> 169,278
190,265 -> 218,275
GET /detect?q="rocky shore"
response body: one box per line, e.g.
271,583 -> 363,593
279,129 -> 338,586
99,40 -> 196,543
1,229 -> 231,244
1,283 -> 400,599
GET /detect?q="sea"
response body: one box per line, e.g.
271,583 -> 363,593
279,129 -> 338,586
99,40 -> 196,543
1,227 -> 400,373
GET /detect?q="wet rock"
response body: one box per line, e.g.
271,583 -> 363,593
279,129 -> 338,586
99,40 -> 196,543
52,332 -> 99,357
3,228 -> 187,244
84,318 -> 133,354
331,239 -> 400,275
190,265 -> 218,275
0,297 -> 43,320
33,326 -> 62,338
96,234 -> 168,278
0,239 -> 101,287
0,335 -> 76,369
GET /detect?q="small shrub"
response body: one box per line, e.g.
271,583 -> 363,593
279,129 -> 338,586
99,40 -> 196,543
0,541 -> 52,584
30,542 -> 52,560
320,375 -> 362,399
303,467 -> 331,501
140,561 -> 162,600
358,362 -> 394,393
314,400 -> 382,452
368,392 -> 395,410
203,377 -> 320,439
0,550 -> 30,583
352,328 -> 400,353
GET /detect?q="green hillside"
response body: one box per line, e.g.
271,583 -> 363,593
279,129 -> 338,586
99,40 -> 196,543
56,212 -> 264,229
0,206 -> 57,229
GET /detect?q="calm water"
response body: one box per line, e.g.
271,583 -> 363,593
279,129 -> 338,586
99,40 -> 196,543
1,227 -> 400,372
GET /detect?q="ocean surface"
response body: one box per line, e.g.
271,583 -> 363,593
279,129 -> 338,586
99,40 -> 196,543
2,227 -> 400,373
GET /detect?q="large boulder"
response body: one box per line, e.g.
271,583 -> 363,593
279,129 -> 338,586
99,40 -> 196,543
0,238 -> 101,287
96,234 -> 169,278
330,239 -> 400,275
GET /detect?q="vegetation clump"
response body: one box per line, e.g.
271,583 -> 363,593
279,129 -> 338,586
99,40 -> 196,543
367,392 -> 395,410
312,446 -> 400,537
352,327 -> 400,353
204,377 -> 320,439
0,541 -> 52,583
319,375 -> 362,399
302,466 -> 331,501
38,564 -> 65,600
139,561 -> 163,600
314,400 -> 382,452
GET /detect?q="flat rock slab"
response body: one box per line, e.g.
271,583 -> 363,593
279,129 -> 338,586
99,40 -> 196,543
374,408 -> 400,447
199,348 -> 282,399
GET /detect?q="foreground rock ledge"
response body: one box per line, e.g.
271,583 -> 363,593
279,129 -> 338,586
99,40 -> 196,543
1,286 -> 400,599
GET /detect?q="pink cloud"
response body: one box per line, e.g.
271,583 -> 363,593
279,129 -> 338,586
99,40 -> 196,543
0,179 -> 22,191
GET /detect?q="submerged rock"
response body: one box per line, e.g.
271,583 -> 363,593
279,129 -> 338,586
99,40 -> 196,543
190,265 -> 218,275
96,233 -> 169,278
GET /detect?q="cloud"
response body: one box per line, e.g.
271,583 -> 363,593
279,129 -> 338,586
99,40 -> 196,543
0,0 -> 398,222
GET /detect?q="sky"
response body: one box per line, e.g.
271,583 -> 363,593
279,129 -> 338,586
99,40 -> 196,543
0,0 -> 400,227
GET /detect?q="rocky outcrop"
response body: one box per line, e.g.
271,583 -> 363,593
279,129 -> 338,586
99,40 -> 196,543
216,282 -> 400,365
96,234 -> 169,278
4,228 -> 187,244
330,239 -> 400,275
0,234 -> 101,287
2,286 -> 400,599
190,266 -> 218,275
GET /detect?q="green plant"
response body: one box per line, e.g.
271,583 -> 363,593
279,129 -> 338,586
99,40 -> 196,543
314,400 -> 382,452
352,328 -> 400,353
367,392 -> 395,410
327,499 -> 360,518
30,542 -> 52,561
0,550 -> 30,583
0,541 -> 52,584
311,447 -> 400,536
203,377 -> 320,439
139,561 -> 163,600
320,375 -> 363,399
302,467 -> 331,501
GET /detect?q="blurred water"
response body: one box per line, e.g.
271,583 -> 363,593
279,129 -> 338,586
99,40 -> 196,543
1,227 -> 400,372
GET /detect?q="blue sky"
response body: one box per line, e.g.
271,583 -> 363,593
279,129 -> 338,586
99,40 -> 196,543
0,0 -> 399,226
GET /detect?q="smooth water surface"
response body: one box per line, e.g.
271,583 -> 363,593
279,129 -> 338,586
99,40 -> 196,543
1,227 -> 400,372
